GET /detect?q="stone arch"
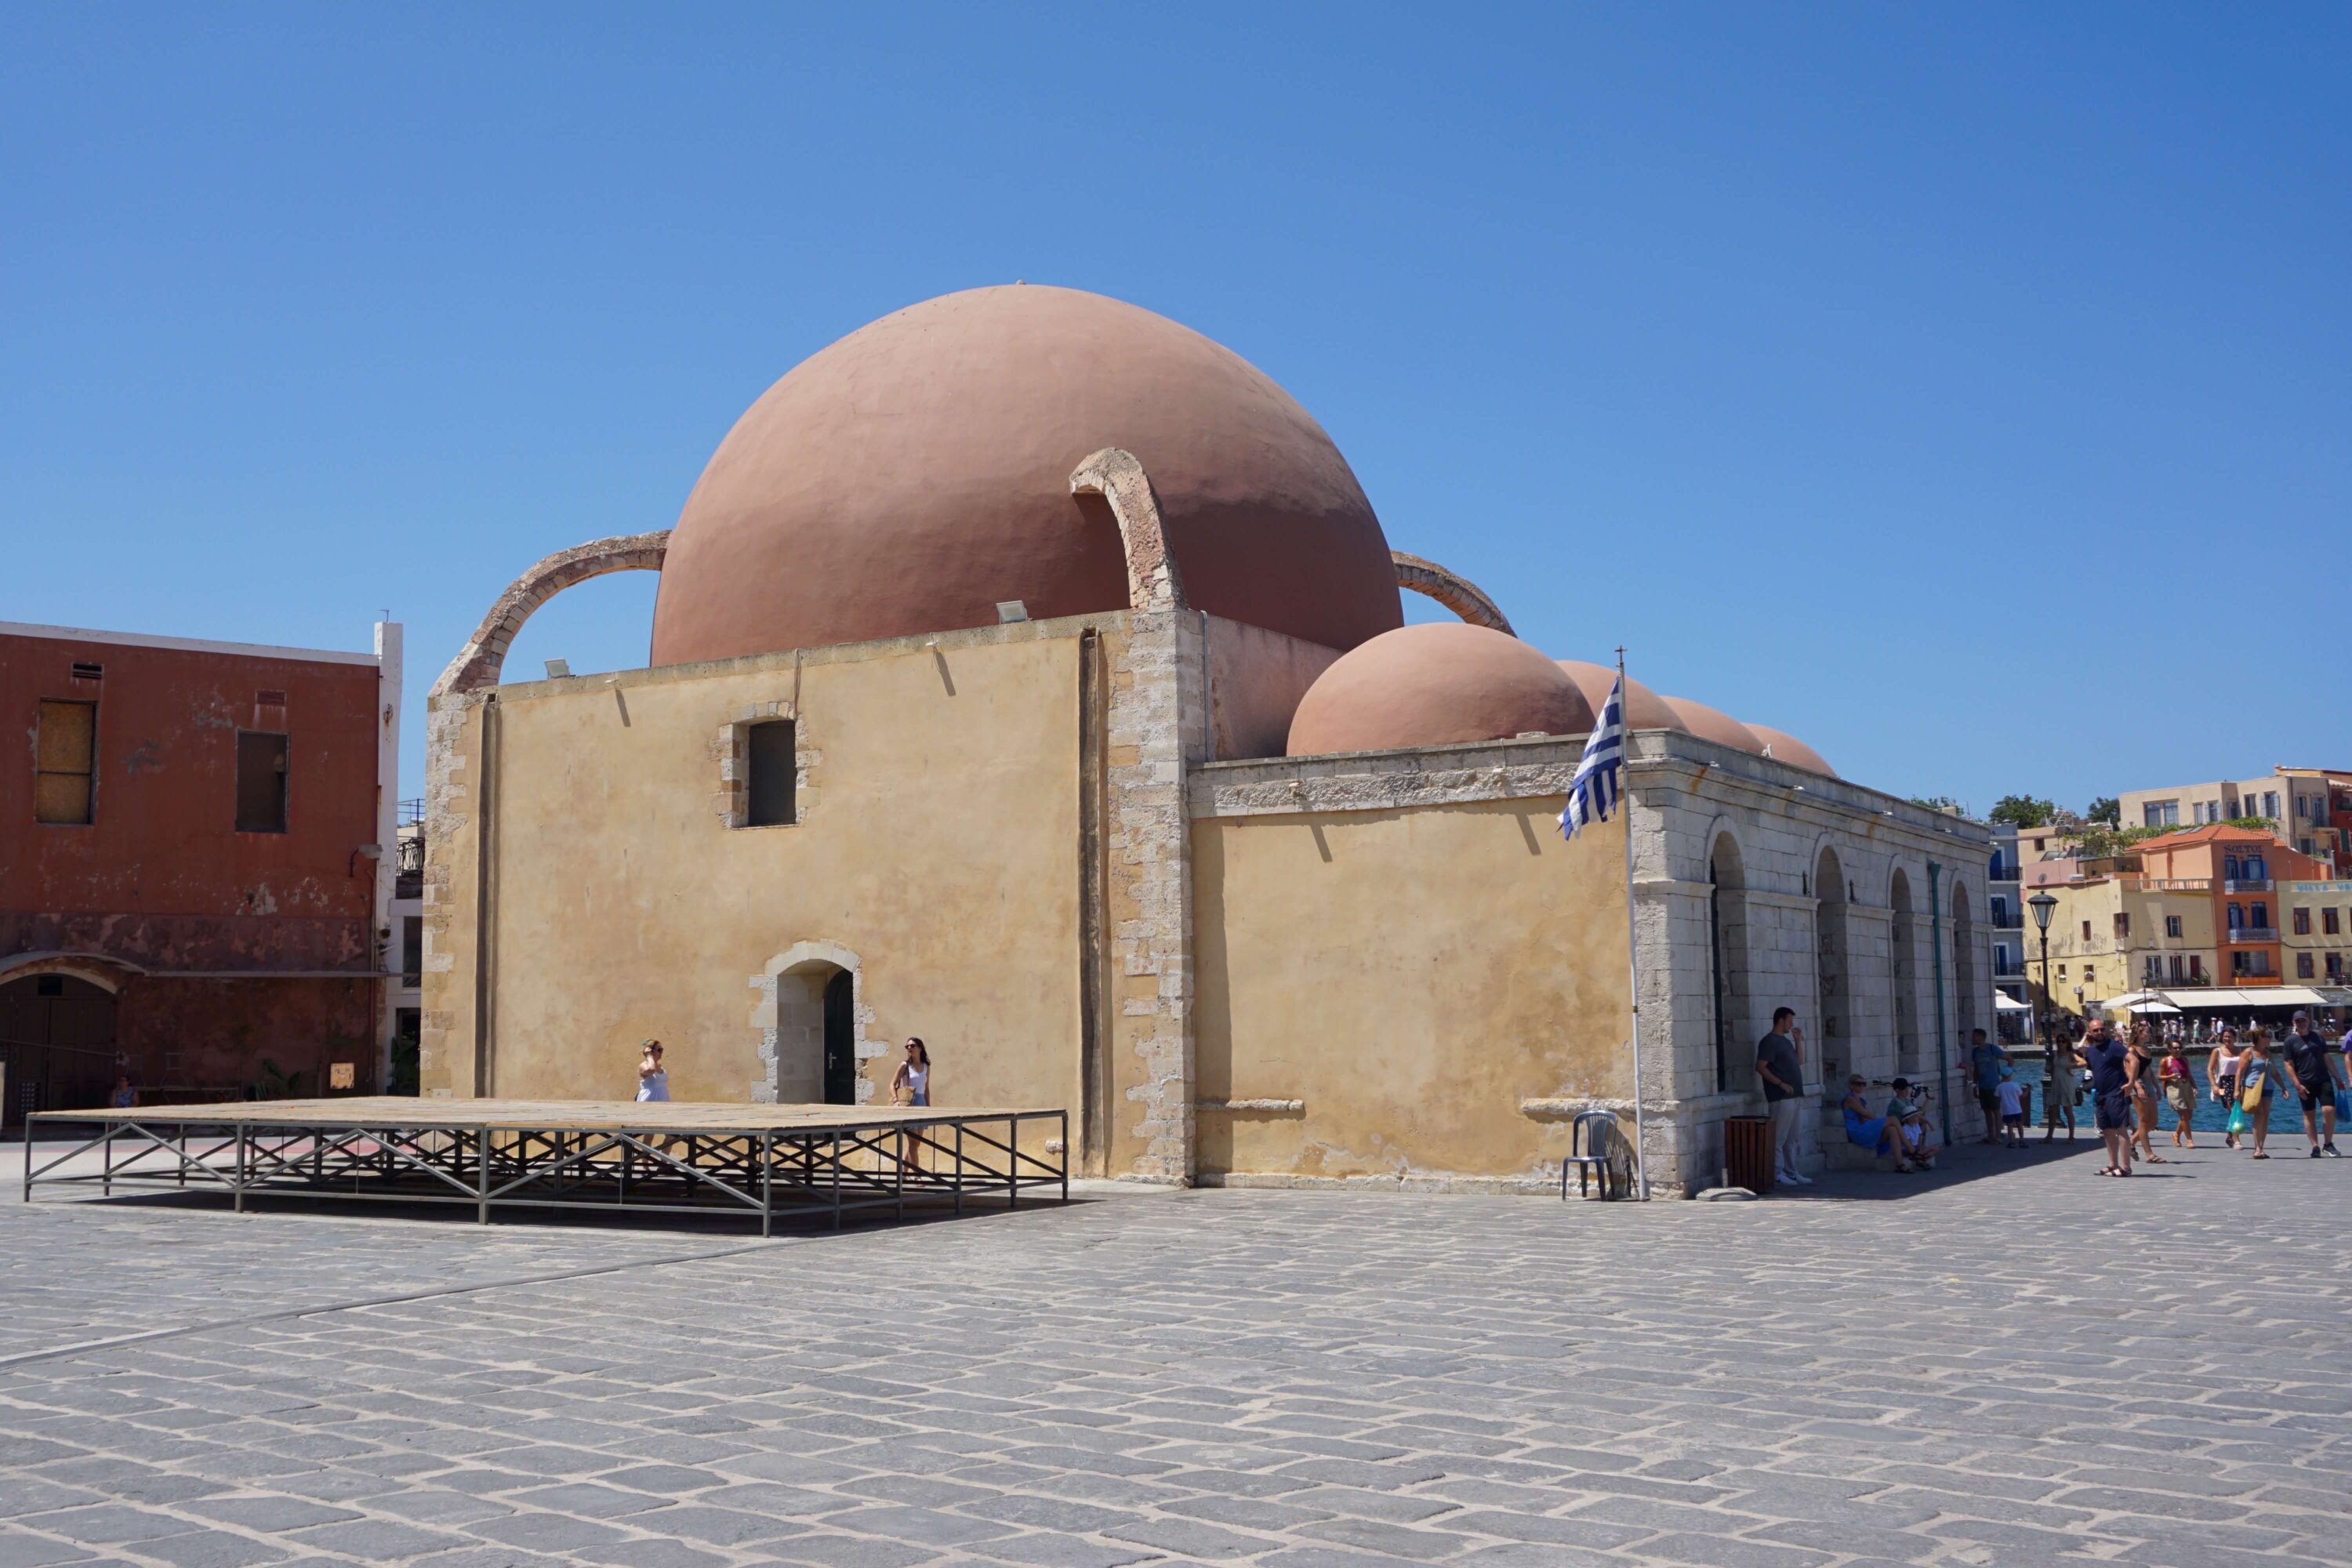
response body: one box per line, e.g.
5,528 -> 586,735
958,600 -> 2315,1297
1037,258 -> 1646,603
1708,829 -> 1753,1095
0,950 -> 144,995
1390,551 -> 1515,634
747,939 -> 877,1105
434,531 -> 672,697
1891,866 -> 1922,1075
1813,844 -> 1852,1092
1070,448 -> 1186,613
1951,877 -> 1978,1044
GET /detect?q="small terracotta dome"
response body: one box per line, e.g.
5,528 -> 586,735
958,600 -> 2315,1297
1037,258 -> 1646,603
1661,695 -> 1767,755
1287,623 -> 1595,757
1745,724 -> 1836,777
651,285 -> 1403,666
1555,661 -> 1689,732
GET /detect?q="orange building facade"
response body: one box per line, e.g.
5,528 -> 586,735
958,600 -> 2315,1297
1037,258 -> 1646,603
2131,825 -> 2328,986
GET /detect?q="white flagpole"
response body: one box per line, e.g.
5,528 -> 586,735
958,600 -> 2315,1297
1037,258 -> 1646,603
1618,646 -> 1652,1200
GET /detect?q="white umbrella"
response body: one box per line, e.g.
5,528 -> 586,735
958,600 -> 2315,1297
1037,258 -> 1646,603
1994,993 -> 2031,1012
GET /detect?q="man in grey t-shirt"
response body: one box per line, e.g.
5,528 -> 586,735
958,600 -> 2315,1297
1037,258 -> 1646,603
1755,1007 -> 1809,1185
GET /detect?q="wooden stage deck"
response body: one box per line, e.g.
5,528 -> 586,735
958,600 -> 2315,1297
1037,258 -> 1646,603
24,1098 -> 1069,1231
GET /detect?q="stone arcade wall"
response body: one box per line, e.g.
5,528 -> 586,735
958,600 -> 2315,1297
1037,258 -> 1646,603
1628,732 -> 1997,1190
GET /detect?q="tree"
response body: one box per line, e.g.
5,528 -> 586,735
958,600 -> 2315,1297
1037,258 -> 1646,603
1990,795 -> 2056,828
1909,795 -> 1969,817
2074,822 -> 2193,860
2086,796 -> 2120,826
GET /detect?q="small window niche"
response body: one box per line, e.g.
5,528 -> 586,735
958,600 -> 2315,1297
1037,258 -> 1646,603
34,699 -> 97,825
745,718 -> 797,827
236,730 -> 290,833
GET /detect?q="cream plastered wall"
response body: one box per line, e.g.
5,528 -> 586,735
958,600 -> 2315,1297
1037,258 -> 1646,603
1190,797 -> 1632,1187
421,628 -> 1086,1125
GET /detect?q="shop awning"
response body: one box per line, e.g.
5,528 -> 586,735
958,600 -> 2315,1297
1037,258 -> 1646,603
2154,986 -> 2336,1009
1994,993 -> 2031,1011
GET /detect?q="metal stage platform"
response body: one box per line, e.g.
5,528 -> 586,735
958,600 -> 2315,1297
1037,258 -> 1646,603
23,1098 -> 1069,1232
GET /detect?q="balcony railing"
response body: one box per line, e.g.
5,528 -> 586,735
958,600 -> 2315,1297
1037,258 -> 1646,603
1992,958 -> 2026,978
2223,878 -> 2273,894
2227,927 -> 2276,945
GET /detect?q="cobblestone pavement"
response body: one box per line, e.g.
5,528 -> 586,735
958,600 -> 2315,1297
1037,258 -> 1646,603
3,1134 -> 2347,1568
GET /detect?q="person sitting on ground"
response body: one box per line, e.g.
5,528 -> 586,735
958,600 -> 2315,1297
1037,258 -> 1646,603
109,1073 -> 137,1109
1885,1078 -> 1937,1168
1841,1076 -> 1921,1173
1994,1067 -> 2027,1148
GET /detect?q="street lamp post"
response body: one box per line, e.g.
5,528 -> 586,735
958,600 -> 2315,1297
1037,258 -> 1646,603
2030,891 -> 2059,1123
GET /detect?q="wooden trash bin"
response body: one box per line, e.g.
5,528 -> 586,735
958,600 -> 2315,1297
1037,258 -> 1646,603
1723,1114 -> 1777,1194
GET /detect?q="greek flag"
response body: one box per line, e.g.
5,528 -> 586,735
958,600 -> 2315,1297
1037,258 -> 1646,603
1558,673 -> 1625,840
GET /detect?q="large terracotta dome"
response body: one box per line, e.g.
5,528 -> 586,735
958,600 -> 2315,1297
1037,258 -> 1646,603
1746,724 -> 1836,777
1661,695 -> 1767,756
1288,623 -> 1595,757
1555,660 -> 1688,733
650,285 -> 1404,666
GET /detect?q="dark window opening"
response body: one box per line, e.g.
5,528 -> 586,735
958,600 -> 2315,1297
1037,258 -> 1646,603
34,699 -> 97,825
70,661 -> 103,681
236,730 -> 289,833
34,975 -> 64,997
400,916 -> 423,985
746,720 -> 797,827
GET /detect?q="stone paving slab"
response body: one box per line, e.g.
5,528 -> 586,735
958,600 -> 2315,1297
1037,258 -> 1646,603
1,1140 -> 2347,1566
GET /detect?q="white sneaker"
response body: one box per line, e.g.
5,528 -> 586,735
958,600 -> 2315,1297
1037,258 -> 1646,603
1785,1167 -> 1814,1185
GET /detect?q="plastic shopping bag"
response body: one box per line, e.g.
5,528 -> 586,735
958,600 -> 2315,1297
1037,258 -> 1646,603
2227,1105 -> 2250,1135
2335,1088 -> 2350,1123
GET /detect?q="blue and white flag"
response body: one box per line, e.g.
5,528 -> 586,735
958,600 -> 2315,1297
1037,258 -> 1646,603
1558,673 -> 1625,840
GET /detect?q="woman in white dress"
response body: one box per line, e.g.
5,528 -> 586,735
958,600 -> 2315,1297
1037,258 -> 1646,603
891,1038 -> 931,1174
636,1040 -> 670,1102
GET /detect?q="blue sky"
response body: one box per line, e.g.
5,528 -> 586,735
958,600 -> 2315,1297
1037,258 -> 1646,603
4,5 -> 2346,811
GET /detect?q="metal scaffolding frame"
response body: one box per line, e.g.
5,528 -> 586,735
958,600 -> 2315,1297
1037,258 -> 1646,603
23,1101 -> 1069,1234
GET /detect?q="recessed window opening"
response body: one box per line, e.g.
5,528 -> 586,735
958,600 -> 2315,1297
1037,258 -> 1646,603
236,731 -> 289,833
34,699 -> 97,825
746,719 -> 797,827
70,662 -> 103,682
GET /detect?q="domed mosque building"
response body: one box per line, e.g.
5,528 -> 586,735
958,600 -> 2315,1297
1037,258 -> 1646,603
423,285 -> 1994,1194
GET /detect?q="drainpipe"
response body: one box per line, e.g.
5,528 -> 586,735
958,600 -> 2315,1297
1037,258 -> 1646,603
1929,859 -> 1951,1145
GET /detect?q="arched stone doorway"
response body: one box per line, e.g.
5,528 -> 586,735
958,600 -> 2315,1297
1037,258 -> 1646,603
751,941 -> 871,1106
1891,868 -> 1921,1076
1814,846 -> 1851,1093
0,973 -> 118,1128
1708,832 -> 1752,1094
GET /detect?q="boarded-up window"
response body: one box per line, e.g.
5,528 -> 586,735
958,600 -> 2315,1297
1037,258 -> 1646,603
236,731 -> 289,833
34,700 -> 97,825
746,720 -> 797,827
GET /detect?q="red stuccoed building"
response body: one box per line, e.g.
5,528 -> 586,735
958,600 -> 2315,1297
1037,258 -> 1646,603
1,619 -> 401,1127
